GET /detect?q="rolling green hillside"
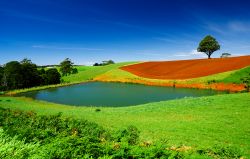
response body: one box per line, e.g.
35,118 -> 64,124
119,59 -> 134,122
1,62 -> 250,158
62,62 -> 137,83
0,93 -> 250,157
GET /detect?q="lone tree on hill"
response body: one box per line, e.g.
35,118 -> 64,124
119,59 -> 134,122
59,58 -> 77,76
197,35 -> 220,59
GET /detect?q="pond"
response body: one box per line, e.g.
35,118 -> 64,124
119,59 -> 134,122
19,82 -> 225,107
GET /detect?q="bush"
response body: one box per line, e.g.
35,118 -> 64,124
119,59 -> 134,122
0,108 -> 245,158
0,129 -> 40,159
45,68 -> 61,85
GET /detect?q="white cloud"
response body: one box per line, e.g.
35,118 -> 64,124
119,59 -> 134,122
190,49 -> 204,55
83,61 -> 95,66
174,49 -> 207,58
230,53 -> 250,56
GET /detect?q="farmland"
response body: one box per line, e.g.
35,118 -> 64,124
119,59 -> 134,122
1,57 -> 250,158
1,92 -> 250,158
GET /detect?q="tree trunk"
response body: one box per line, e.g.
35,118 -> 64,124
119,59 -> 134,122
208,52 -> 212,59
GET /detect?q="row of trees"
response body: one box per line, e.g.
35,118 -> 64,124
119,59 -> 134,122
93,60 -> 115,66
0,58 -> 78,91
0,59 -> 61,91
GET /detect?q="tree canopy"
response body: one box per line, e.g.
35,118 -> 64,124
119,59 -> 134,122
0,59 -> 61,91
59,58 -> 78,76
197,35 -> 220,59
45,68 -> 61,85
3,61 -> 23,89
93,60 -> 115,66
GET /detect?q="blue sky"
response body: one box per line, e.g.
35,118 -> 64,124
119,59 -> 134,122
0,0 -> 250,65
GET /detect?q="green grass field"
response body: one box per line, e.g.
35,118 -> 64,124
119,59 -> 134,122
2,62 -> 250,158
6,62 -> 250,95
6,62 -> 137,95
62,62 -> 137,83
94,65 -> 250,86
0,93 -> 249,157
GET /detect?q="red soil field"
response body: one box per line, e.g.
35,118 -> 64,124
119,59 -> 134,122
120,55 -> 250,80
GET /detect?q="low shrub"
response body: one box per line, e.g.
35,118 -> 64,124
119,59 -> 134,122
0,128 -> 40,159
95,108 -> 101,112
0,108 -> 245,158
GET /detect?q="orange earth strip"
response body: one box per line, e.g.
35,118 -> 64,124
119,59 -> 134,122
120,55 -> 250,80
94,78 -> 246,92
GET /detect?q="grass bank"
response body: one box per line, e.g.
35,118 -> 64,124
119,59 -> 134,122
5,62 -> 250,95
5,62 -> 137,95
94,66 -> 250,92
0,93 -> 249,157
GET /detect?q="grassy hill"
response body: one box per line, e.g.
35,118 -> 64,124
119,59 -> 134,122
0,93 -> 249,157
62,62 -> 137,83
1,59 -> 250,158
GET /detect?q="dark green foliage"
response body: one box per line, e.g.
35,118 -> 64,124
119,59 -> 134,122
72,67 -> 78,74
114,125 -> 140,145
207,79 -> 217,84
95,108 -> 101,112
103,60 -> 115,65
45,68 -> 61,85
2,61 -> 23,89
197,35 -> 220,59
0,66 -> 3,84
20,58 -> 41,88
0,59 -> 62,91
197,145 -> 243,158
93,62 -> 100,66
240,73 -> 250,91
0,66 -> 5,90
0,110 -> 104,143
59,58 -> 78,76
93,60 -> 115,66
221,52 -> 231,58
38,68 -> 46,75
0,108 -> 244,158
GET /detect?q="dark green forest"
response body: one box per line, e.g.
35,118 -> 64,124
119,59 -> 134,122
0,58 -> 78,91
0,59 -> 61,91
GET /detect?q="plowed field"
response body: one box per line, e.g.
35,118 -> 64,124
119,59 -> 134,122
120,56 -> 250,79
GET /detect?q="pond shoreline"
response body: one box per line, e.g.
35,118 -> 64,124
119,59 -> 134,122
4,78 -> 246,96
5,80 -> 91,96
93,79 -> 246,93
15,81 -> 225,107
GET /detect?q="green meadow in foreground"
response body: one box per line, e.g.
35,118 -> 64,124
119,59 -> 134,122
0,92 -> 249,157
1,63 -> 250,158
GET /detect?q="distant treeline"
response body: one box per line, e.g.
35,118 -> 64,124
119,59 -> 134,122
93,60 -> 115,66
38,64 -> 84,68
0,58 -> 80,91
0,59 -> 61,91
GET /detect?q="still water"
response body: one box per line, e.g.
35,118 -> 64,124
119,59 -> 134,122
20,82 -> 224,107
